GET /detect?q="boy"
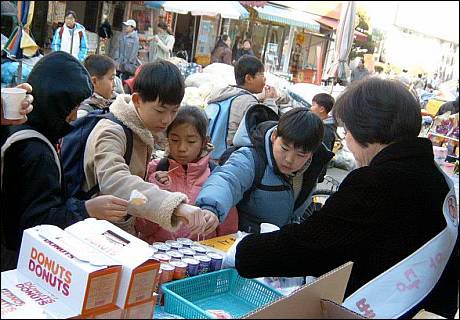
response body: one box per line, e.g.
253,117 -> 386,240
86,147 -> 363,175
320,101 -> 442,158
78,54 -> 117,118
207,55 -> 279,147
196,108 -> 334,233
81,60 -> 215,236
51,11 -> 88,62
310,93 -> 336,182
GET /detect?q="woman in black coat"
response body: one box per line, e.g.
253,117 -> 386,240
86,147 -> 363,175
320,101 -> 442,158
235,78 -> 458,318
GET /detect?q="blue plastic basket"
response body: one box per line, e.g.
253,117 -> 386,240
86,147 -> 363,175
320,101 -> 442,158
162,268 -> 283,319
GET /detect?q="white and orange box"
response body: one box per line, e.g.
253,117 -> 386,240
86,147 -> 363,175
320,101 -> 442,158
65,219 -> 161,309
16,225 -> 122,316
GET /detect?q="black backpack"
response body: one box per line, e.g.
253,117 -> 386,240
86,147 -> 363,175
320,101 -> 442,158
155,157 -> 217,172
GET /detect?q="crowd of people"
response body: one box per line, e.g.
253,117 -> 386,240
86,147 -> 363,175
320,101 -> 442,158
1,12 -> 459,319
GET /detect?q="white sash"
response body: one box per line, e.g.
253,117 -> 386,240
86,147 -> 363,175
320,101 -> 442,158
1,130 -> 61,189
342,163 -> 458,318
60,25 -> 81,59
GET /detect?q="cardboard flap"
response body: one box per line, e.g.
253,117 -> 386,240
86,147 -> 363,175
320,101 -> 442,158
320,300 -> 365,319
244,262 -> 353,319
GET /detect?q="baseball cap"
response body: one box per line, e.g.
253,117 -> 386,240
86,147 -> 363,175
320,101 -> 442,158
123,19 -> 136,28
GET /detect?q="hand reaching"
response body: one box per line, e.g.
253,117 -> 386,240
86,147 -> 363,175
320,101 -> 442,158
85,195 -> 129,222
174,203 -> 207,235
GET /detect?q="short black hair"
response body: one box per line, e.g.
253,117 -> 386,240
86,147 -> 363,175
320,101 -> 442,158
166,106 -> 208,141
243,39 -> 252,46
312,93 -> 335,113
65,10 -> 76,19
133,60 -> 185,105
234,55 -> 264,86
333,78 -> 421,147
276,108 -> 324,153
158,21 -> 171,34
84,54 -> 116,78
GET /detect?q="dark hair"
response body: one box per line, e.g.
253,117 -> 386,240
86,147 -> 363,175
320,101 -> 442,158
158,21 -> 171,35
312,93 -> 335,114
166,106 -> 208,141
212,34 -> 230,55
234,55 -> 264,86
65,10 -> 76,19
133,60 -> 184,105
84,54 -> 116,78
243,39 -> 252,46
333,78 -> 422,147
276,108 -> 324,153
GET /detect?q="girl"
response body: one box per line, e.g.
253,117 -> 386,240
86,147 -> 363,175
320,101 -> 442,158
135,106 -> 238,243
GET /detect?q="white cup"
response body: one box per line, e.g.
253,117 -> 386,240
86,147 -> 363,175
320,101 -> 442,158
1,87 -> 27,120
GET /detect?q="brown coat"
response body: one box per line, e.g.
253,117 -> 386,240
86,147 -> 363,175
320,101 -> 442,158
83,94 -> 187,234
211,45 -> 232,65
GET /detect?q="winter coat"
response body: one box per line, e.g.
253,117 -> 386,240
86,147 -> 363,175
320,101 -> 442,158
51,22 -> 88,62
207,86 -> 278,146
135,154 -> 239,243
196,124 -> 334,233
113,31 -> 140,75
1,51 -> 93,270
350,66 -> 370,83
82,94 -> 187,235
211,44 -> 232,65
235,138 -> 459,318
77,92 -> 113,118
149,34 -> 175,62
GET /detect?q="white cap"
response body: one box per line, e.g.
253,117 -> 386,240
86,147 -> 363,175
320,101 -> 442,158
123,19 -> 136,28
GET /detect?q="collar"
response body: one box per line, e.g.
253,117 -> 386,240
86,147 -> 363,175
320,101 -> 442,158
370,138 -> 434,167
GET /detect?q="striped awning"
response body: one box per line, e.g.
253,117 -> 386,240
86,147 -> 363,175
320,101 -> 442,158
160,1 -> 249,19
254,4 -> 320,32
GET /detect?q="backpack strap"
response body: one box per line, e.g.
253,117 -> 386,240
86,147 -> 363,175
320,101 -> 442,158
84,113 -> 134,198
59,26 -> 64,40
1,130 -> 61,189
156,157 -> 170,172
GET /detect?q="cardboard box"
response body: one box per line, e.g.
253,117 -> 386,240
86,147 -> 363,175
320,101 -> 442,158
77,305 -> 124,319
1,269 -> 79,319
65,219 -> 160,309
412,309 -> 446,319
17,225 -> 122,316
122,294 -> 157,319
244,262 -> 365,319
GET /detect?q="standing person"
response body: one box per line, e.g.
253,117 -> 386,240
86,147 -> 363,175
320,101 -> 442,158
413,73 -> 426,90
78,54 -> 117,118
1,52 -> 129,271
51,11 -> 88,62
149,21 -> 175,62
235,39 -> 255,61
233,78 -> 458,318
211,34 -> 232,65
112,19 -> 140,81
232,36 -> 241,64
427,72 -> 441,90
80,60 -> 211,235
350,58 -> 369,83
135,106 -> 238,243
310,93 -> 336,183
98,15 -> 112,55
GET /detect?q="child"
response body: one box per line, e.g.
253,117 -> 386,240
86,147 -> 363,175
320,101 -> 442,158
78,54 -> 117,118
196,108 -> 334,234
81,60 -> 213,236
135,106 -> 238,243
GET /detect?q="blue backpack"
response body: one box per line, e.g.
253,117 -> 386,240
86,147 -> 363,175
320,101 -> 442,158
205,92 -> 249,160
60,109 -> 133,200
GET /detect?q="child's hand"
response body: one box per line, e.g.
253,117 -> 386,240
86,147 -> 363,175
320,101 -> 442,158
202,209 -> 219,236
155,171 -> 171,185
1,83 -> 34,126
85,195 -> 129,222
174,203 -> 207,235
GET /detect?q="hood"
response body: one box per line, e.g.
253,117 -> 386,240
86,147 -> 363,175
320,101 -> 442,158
26,51 -> 93,143
208,85 -> 252,104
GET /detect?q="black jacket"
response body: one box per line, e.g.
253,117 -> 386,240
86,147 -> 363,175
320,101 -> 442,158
1,52 -> 93,271
236,138 -> 458,318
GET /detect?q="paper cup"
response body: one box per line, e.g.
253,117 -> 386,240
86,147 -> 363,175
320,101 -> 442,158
2,87 -> 27,120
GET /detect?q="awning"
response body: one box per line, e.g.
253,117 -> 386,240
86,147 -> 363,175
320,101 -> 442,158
315,16 -> 368,42
254,4 -> 320,33
159,1 -> 249,19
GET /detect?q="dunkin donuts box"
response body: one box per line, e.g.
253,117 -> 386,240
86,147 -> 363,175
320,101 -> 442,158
1,269 -> 78,319
16,225 -> 122,316
122,294 -> 157,319
65,219 -> 161,309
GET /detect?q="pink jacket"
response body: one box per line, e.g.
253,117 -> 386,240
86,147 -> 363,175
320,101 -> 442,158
135,154 -> 239,243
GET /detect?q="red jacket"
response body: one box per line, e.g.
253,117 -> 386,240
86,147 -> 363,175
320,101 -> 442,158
135,154 -> 238,243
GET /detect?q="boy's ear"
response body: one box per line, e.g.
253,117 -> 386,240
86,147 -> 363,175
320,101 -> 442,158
91,76 -> 98,86
244,73 -> 253,85
270,128 -> 278,144
131,92 -> 140,107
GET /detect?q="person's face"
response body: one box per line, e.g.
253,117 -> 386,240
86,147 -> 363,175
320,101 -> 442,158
358,60 -> 364,68
245,71 -> 266,94
92,68 -> 116,100
168,122 -> 206,165
124,25 -> 133,34
271,132 -> 312,175
243,41 -> 251,50
132,95 -> 179,133
65,15 -> 76,29
310,101 -> 325,117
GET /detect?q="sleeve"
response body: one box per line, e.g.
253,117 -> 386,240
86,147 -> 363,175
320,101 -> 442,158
128,38 -> 140,66
227,94 -> 259,145
235,169 -> 382,278
8,141 -> 89,232
195,148 -> 255,222
79,30 -> 88,62
89,121 -> 187,231
51,28 -> 61,52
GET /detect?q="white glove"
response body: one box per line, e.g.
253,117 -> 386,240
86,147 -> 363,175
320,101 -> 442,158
222,231 -> 249,269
